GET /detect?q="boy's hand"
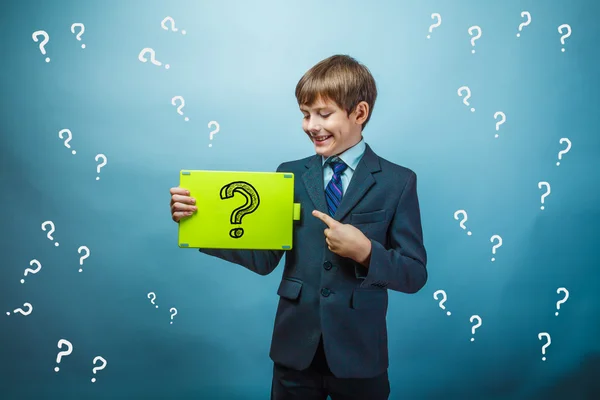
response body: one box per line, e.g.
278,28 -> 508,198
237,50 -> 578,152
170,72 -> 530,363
170,187 -> 197,222
312,210 -> 372,266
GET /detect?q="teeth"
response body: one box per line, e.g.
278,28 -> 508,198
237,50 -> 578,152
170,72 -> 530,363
315,136 -> 330,141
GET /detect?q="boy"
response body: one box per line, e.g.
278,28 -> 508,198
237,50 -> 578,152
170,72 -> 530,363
169,54 -> 427,399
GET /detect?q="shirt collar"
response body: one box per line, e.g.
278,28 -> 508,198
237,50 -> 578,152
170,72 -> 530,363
321,137 -> 366,171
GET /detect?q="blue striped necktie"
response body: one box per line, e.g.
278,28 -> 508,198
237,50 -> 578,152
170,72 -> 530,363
325,158 -> 348,217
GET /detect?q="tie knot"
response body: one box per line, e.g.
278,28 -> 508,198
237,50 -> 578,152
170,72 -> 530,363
329,159 -> 347,175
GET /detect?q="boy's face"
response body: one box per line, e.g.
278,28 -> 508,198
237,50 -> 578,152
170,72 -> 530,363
300,96 -> 365,158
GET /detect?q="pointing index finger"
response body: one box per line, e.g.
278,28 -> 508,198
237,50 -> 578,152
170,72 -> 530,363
312,210 -> 337,227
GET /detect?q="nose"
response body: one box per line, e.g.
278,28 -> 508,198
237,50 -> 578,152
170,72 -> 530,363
306,118 -> 321,134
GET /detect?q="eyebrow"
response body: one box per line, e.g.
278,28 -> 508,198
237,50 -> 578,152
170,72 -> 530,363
300,106 -> 330,112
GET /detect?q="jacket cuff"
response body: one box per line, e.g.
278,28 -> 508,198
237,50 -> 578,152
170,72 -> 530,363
355,239 -> 388,289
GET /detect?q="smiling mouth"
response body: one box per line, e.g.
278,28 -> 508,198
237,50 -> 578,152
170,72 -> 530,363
312,135 -> 332,142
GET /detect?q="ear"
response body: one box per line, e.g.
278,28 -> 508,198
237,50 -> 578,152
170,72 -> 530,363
352,101 -> 369,125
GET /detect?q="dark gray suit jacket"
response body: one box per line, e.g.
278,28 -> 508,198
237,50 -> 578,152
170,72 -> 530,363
199,143 -> 427,379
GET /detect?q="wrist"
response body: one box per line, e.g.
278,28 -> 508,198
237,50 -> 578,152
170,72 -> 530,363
355,237 -> 372,267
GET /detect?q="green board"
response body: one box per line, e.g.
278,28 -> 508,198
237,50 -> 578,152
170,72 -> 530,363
178,170 -> 301,250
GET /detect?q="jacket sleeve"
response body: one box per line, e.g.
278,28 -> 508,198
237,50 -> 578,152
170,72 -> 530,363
358,171 -> 427,293
197,163 -> 287,276
198,247 -> 285,276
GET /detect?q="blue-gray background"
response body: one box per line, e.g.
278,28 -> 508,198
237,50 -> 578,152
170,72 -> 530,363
1,0 -> 599,399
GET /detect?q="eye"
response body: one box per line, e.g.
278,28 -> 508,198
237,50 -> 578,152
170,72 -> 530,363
302,112 -> 331,119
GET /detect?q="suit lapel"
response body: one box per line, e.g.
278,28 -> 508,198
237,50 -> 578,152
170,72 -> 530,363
302,143 -> 382,223
302,154 -> 328,215
334,143 -> 381,223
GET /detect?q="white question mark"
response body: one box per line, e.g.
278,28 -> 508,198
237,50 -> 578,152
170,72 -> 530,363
538,332 -> 551,361
453,209 -> 472,235
538,181 -> 551,210
557,24 -> 572,52
6,302 -> 33,316
161,16 -> 186,35
469,315 -> 482,342
58,129 -> 76,154
556,138 -> 571,166
468,25 -> 482,54
78,246 -> 90,272
171,96 -> 189,121
21,259 -> 42,284
95,154 -> 107,180
427,13 -> 442,39
433,290 -> 451,315
70,23 -> 86,49
170,307 -> 178,324
457,86 -> 475,112
555,287 -> 569,316
208,120 -> 220,147
55,339 -> 73,372
32,30 -> 50,62
148,292 -> 158,308
490,235 -> 502,262
517,12 -> 531,37
494,112 -> 506,138
41,220 -> 59,246
91,356 -> 107,383
138,47 -> 170,69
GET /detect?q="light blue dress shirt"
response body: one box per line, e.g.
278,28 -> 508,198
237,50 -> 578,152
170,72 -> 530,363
321,137 -> 366,192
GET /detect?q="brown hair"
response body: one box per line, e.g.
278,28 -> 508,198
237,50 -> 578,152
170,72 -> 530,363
295,54 -> 377,130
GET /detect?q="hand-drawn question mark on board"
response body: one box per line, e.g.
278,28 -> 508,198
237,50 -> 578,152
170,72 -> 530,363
219,182 -> 260,238
55,339 -> 73,372
433,289 -> 451,316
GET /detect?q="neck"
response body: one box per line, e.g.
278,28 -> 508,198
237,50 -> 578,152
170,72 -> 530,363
341,134 -> 363,154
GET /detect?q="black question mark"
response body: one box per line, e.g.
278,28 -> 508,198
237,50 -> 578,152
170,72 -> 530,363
220,181 -> 260,238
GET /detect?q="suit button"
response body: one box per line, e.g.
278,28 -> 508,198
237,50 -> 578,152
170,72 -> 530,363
321,288 -> 331,297
323,261 -> 332,270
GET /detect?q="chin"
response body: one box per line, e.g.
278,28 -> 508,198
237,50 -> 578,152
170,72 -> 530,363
314,145 -> 334,158
312,139 -> 337,157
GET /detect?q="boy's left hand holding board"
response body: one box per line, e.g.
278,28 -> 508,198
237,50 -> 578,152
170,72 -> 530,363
170,187 -> 197,222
